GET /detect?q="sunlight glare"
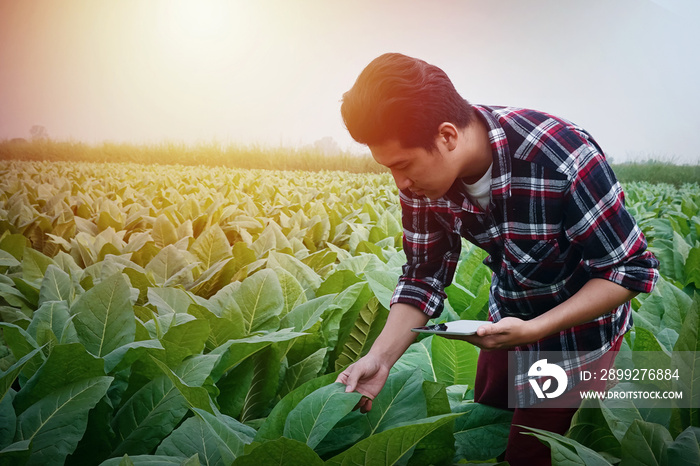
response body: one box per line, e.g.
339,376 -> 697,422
162,0 -> 231,39
153,0 -> 254,71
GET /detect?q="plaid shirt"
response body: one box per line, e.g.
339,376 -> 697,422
390,105 -> 659,401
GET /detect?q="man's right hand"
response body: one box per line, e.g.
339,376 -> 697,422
336,354 -> 391,413
335,302 -> 429,413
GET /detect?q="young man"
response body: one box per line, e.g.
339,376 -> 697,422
335,53 -> 659,465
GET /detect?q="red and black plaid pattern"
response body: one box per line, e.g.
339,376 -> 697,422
391,105 -> 659,362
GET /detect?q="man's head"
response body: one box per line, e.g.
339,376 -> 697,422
341,53 -> 476,151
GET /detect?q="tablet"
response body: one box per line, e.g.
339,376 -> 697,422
411,320 -> 493,336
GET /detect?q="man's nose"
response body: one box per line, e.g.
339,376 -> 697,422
392,172 -> 413,190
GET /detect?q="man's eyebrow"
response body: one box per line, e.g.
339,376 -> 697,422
386,158 -> 408,169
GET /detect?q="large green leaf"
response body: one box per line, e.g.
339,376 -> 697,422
110,376 -> 189,457
365,369 -> 427,436
147,287 -> 198,315
161,315 -> 210,366
649,231 -> 691,285
283,383 -> 362,449
15,376 -> 112,466
100,453 -> 198,465
103,339 -> 165,374
208,280 -> 244,319
231,437 -> 323,466
326,282 -> 371,370
0,323 -> 42,380
38,264 -> 76,306
279,348 -> 327,398
14,343 -> 105,415
156,416 -> 224,466
452,402 -> 512,462
251,221 -> 292,258
335,254 -> 385,275
671,295 -> 700,432
239,344 -> 283,422
209,328 -> 305,381
431,335 -> 478,388
110,353 -> 219,458
406,381 -> 454,466
567,403 -> 622,460
216,358 -> 254,419
26,300 -> 78,346
145,245 -> 196,286
363,270 -> 399,310
21,248 -> 57,284
666,426 -> 700,466
685,247 -> 700,288
324,413 -> 461,466
189,224 -> 232,270
70,273 -> 136,357
619,420 -> 672,466
187,257 -> 239,299
255,370 -> 341,443
335,296 -> 388,370
0,348 -> 42,404
368,209 -> 402,244
151,214 -> 178,249
634,277 -> 692,334
446,243 -> 491,318
567,398 -> 643,459
266,251 -> 320,300
150,355 -> 217,413
0,233 -> 27,262
273,267 -> 306,316
279,295 -> 336,333
0,439 -> 31,466
523,426 -> 613,465
192,408 -> 256,464
234,269 -> 284,335
188,303 -> 244,349
392,337 -> 436,382
0,249 -> 20,268
0,390 -> 17,448
316,270 -> 362,297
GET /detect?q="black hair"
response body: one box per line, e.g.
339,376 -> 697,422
341,53 -> 475,150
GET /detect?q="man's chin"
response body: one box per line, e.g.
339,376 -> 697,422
423,189 -> 449,200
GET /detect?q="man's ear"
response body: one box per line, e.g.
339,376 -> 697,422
437,122 -> 459,150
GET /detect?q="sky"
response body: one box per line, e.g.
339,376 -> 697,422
1,0 -> 699,163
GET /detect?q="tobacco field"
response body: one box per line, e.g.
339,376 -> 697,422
0,159 -> 699,465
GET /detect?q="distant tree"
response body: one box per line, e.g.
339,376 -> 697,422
29,125 -> 49,141
313,136 -> 341,156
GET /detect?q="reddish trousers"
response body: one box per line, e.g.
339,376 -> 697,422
473,338 -> 623,466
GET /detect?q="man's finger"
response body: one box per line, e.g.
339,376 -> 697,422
344,366 -> 360,393
335,371 -> 348,384
360,397 -> 373,413
352,395 -> 372,412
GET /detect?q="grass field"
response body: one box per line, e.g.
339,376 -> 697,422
2,139 -> 698,184
0,149 -> 699,465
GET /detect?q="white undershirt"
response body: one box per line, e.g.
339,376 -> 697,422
464,163 -> 493,210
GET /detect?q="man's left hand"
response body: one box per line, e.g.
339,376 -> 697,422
443,317 -> 542,350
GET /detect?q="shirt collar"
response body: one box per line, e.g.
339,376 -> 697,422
473,105 -> 512,200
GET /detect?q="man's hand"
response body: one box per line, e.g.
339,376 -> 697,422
444,278 -> 640,350
336,354 -> 391,413
444,316 -> 540,350
334,303 -> 430,412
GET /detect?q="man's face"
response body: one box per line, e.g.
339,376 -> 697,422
369,139 -> 458,200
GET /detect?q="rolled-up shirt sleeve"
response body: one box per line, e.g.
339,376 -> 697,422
563,146 -> 659,293
390,189 -> 462,318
